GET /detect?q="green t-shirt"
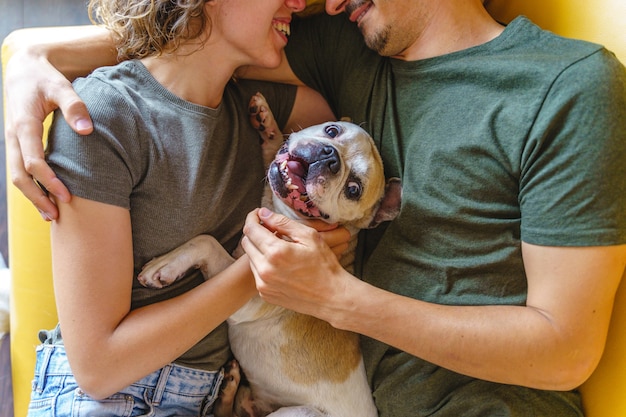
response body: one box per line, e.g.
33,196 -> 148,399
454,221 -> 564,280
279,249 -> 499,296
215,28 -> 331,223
47,60 -> 297,371
286,15 -> 626,416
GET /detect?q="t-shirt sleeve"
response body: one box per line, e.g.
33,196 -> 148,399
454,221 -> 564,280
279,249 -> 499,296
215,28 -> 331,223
46,78 -> 139,209
519,48 -> 626,246
285,14 -> 377,117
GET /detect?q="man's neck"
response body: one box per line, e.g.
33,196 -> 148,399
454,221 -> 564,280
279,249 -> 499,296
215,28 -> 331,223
392,3 -> 504,61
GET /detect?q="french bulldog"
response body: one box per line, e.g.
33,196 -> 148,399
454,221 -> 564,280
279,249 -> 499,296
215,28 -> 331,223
138,93 -> 401,417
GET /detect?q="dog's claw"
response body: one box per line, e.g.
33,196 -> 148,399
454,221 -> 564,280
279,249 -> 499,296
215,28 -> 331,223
214,360 -> 242,417
249,92 -> 284,168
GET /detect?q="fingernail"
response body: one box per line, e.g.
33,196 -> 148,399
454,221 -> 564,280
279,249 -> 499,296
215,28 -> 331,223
75,118 -> 92,132
38,209 -> 52,222
258,207 -> 271,218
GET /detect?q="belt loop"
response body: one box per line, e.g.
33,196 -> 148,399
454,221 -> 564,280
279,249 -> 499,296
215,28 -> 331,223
152,364 -> 172,405
202,368 -> 225,417
35,345 -> 54,393
210,368 -> 225,402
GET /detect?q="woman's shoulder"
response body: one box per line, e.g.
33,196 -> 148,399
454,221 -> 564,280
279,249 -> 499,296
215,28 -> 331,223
71,61 -> 151,131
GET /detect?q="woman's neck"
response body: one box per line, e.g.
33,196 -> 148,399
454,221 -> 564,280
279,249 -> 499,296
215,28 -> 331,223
141,47 -> 236,109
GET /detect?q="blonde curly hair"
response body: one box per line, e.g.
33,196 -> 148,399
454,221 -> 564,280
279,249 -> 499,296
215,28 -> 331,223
88,0 -> 211,60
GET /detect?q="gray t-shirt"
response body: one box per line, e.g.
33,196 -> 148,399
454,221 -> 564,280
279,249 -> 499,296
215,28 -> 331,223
286,14 -> 626,417
46,60 -> 297,370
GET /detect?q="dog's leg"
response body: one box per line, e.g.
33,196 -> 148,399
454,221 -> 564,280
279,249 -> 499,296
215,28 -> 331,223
215,359 -> 275,417
214,360 -> 242,417
248,91 -> 284,216
233,384 -> 266,417
137,234 -> 234,288
249,92 -> 285,170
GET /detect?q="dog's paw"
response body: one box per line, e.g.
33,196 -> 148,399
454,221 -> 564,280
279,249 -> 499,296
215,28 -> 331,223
137,256 -> 188,289
137,235 -> 230,289
249,92 -> 280,142
223,359 -> 242,396
214,360 -> 242,417
249,92 -> 285,167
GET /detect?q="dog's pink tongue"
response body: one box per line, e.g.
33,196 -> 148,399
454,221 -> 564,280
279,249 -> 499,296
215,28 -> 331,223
287,161 -> 307,192
287,160 -> 306,177
289,189 -> 322,218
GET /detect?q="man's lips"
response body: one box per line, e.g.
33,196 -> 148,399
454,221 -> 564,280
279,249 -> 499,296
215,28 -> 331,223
348,3 -> 372,25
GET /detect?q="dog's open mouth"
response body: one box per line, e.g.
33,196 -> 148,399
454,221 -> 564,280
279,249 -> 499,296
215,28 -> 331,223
269,147 -> 327,219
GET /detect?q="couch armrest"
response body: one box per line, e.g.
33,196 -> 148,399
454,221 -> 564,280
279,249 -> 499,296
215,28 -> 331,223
2,35 -> 57,417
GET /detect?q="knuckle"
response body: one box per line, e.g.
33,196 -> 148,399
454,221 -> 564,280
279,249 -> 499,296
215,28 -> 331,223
302,227 -> 319,240
65,97 -> 88,113
48,75 -> 73,92
262,246 -> 282,265
255,281 -> 271,298
22,156 -> 40,174
22,157 -> 49,180
10,170 -> 33,188
272,213 -> 292,228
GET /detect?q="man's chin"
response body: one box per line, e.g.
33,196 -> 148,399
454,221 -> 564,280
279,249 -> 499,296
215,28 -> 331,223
363,27 -> 392,55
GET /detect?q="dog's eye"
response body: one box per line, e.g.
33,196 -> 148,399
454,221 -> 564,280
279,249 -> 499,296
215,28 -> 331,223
345,180 -> 362,200
324,124 -> 342,139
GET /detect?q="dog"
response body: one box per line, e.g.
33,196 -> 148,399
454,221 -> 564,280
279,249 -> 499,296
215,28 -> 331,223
138,93 -> 402,417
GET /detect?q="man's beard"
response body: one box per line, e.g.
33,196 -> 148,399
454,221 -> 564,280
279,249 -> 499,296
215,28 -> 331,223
363,24 -> 393,56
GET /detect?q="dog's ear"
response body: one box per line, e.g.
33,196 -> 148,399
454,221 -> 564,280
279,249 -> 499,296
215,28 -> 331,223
368,177 -> 402,229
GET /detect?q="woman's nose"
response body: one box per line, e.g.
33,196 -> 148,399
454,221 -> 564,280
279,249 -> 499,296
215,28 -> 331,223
286,0 -> 307,13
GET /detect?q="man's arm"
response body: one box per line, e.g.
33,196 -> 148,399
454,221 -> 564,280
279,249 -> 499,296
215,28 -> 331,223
242,208 -> 626,390
3,27 -> 312,221
3,25 -> 117,220
284,85 -> 336,133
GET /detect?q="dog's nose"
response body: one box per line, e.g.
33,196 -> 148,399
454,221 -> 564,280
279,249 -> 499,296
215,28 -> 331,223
318,145 -> 341,174
293,143 -> 342,175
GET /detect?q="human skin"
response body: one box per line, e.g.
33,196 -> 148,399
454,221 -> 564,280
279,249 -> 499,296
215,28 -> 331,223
238,0 -> 626,391
40,0 -> 332,400
3,0 -> 626,393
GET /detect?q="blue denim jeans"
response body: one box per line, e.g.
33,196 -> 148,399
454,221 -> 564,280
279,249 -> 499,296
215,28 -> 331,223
28,343 -> 224,417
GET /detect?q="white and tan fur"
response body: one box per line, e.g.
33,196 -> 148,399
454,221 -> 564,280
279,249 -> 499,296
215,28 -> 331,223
139,94 -> 401,417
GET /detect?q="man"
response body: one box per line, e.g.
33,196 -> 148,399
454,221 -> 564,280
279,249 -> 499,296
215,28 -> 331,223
4,0 -> 626,415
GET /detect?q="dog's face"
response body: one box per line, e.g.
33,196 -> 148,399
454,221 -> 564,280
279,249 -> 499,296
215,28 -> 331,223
268,121 -> 386,227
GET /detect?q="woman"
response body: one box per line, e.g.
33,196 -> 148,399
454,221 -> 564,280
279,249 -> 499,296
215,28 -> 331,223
27,0 -> 340,416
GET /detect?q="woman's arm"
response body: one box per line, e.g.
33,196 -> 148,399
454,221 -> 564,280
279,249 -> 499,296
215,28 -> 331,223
3,25 -> 117,219
52,195 -> 257,399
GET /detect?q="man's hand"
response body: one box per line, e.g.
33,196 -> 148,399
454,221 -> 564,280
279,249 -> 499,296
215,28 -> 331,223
4,42 -> 92,220
241,208 -> 353,319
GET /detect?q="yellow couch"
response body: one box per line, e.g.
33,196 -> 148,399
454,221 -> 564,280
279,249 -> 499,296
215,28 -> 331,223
2,1 -> 625,416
